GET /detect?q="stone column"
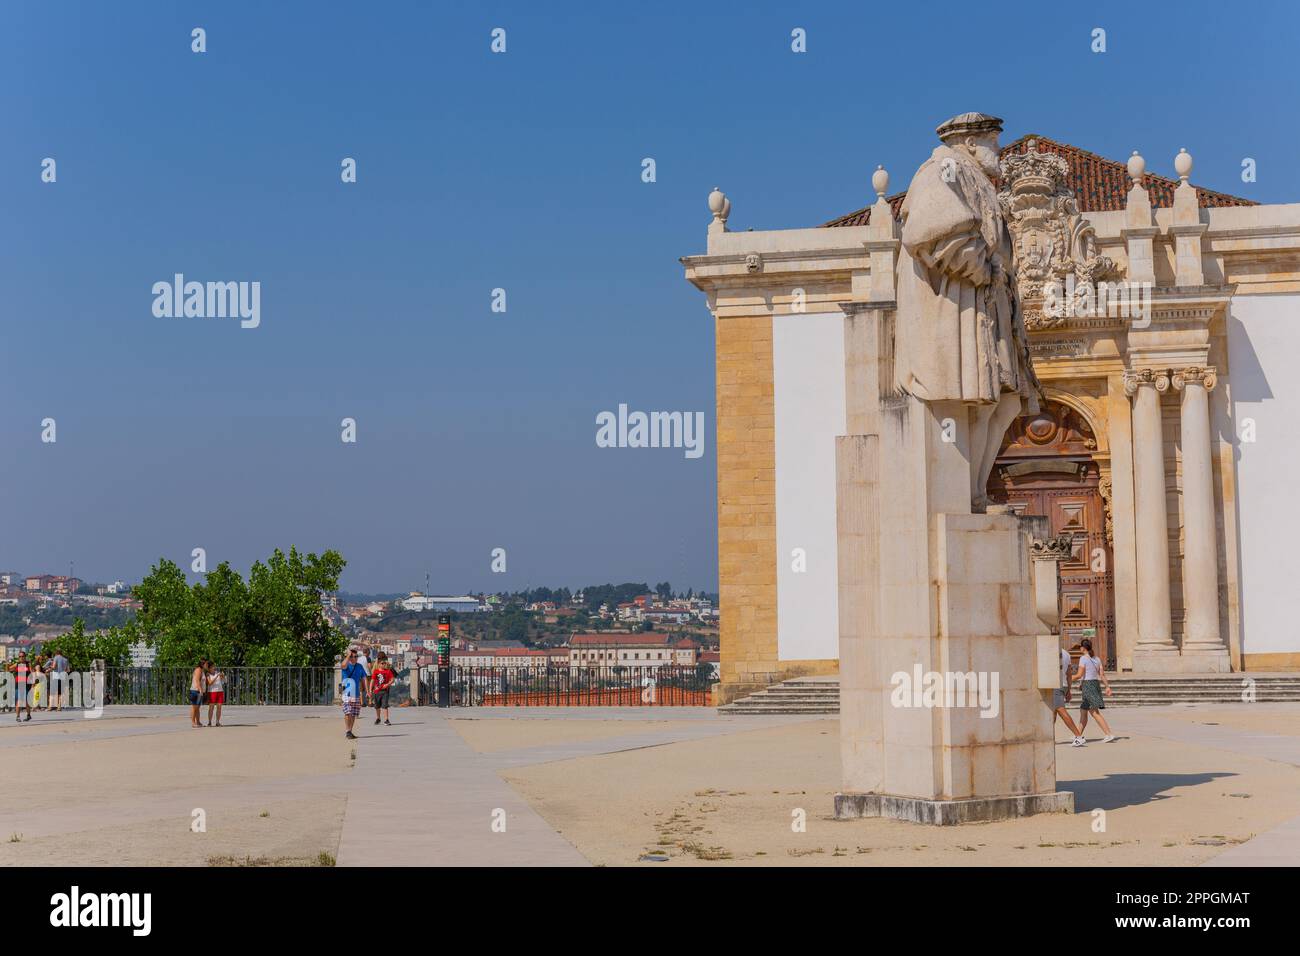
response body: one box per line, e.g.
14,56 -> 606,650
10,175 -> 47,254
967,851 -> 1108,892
1124,369 -> 1176,665
1105,375 -> 1140,671
1172,366 -> 1230,670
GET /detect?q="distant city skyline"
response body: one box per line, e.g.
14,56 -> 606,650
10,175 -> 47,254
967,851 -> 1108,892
0,560 -> 717,601
4,2 -> 1294,593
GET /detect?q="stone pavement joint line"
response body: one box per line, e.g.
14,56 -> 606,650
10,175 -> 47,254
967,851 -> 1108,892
336,711 -> 590,866
336,709 -> 817,866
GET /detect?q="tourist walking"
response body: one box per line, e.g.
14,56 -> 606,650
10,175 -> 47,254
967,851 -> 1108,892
206,663 -> 226,727
1073,638 -> 1115,742
31,654 -> 47,712
13,652 -> 34,722
356,644 -> 373,706
370,653 -> 396,726
190,659 -> 209,728
49,648 -> 70,711
340,648 -> 368,740
1052,646 -> 1086,747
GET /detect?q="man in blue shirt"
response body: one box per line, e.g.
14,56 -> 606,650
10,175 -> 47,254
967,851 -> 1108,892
340,648 -> 368,740
49,651 -> 70,711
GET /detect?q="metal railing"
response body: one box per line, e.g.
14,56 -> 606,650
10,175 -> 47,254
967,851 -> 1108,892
414,661 -> 713,707
104,667 -> 336,706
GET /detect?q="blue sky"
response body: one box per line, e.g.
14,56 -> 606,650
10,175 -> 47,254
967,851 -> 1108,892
2,0 -> 1296,594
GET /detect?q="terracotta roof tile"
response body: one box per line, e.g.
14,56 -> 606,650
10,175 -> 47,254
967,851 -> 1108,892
570,632 -> 672,646
821,134 -> 1254,228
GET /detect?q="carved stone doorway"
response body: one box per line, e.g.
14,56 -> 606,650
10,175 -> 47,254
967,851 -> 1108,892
987,400 -> 1116,670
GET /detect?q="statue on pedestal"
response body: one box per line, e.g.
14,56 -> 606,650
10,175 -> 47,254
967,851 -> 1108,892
893,112 -> 1042,510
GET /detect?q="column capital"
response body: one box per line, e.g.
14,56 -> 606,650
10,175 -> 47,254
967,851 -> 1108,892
1123,368 -> 1170,397
1171,365 -> 1217,392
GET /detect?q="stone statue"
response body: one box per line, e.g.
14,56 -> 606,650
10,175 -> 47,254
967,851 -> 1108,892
893,112 -> 1042,510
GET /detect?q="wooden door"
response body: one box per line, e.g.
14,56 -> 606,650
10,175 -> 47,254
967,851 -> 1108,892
986,402 -> 1116,669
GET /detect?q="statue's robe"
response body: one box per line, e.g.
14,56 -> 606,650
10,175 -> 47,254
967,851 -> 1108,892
894,145 -> 1038,409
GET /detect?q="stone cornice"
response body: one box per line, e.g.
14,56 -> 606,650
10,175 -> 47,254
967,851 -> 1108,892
840,300 -> 896,315
681,247 -> 868,297
1026,315 -> 1126,334
1147,283 -> 1236,306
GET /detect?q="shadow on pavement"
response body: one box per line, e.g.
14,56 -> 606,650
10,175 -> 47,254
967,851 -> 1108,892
1064,771 -> 1237,811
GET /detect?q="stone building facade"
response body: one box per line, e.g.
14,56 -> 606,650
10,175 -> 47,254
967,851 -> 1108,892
683,133 -> 1300,701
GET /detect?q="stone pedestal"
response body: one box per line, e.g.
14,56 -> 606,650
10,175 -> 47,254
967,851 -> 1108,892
834,309 -> 1072,824
835,790 -> 1074,826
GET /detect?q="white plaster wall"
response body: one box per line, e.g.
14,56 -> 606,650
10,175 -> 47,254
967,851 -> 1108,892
772,312 -> 846,661
1227,294 -> 1300,656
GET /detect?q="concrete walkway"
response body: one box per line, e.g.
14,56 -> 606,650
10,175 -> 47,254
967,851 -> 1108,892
1111,706 -> 1300,866
336,708 -> 815,866
336,712 -> 589,866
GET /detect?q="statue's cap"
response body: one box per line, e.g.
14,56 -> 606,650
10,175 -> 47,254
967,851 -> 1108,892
935,112 -> 1003,142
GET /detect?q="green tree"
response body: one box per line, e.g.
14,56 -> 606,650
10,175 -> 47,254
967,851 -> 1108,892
49,619 -> 94,671
46,618 -> 135,670
138,548 -> 347,667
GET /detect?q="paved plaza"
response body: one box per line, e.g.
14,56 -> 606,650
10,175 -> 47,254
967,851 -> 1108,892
0,703 -> 1297,866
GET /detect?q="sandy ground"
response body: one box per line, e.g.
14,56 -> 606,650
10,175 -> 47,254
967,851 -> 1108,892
449,717 -> 709,753
499,715 -> 1300,866
5,703 -> 1298,867
0,708 -> 351,866
1132,704 -> 1300,737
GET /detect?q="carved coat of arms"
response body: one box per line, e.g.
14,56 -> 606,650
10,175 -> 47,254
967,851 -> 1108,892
997,140 -> 1121,330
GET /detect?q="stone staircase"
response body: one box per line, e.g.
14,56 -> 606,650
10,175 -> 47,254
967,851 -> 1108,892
718,676 -> 840,715
719,673 -> 1300,714
1105,674 -> 1300,706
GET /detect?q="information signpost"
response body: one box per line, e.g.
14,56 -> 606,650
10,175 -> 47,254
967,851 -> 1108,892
436,615 -> 451,707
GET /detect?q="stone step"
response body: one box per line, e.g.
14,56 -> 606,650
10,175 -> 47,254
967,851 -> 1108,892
740,698 -> 840,707
779,678 -> 841,685
1107,687 -> 1300,694
720,700 -> 839,708
1110,678 -> 1300,685
1109,696 -> 1300,703
720,674 -> 1300,714
755,688 -> 839,694
1106,700 -> 1300,706
724,698 -> 1300,714
720,707 -> 839,715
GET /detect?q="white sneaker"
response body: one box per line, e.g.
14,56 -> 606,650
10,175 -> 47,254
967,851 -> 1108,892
1071,736 -> 1085,747
1103,734 -> 1116,743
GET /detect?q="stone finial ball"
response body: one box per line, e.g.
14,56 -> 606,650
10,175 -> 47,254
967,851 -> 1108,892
708,186 -> 726,217
1175,147 -> 1193,180
1127,150 -> 1146,183
872,165 -> 889,198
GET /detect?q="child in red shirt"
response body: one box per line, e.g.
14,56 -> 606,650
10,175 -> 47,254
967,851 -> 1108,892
370,655 -> 396,726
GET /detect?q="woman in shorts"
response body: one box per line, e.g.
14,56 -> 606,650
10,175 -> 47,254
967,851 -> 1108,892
13,652 -> 33,722
206,662 -> 226,727
189,659 -> 208,728
1072,638 -> 1116,742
